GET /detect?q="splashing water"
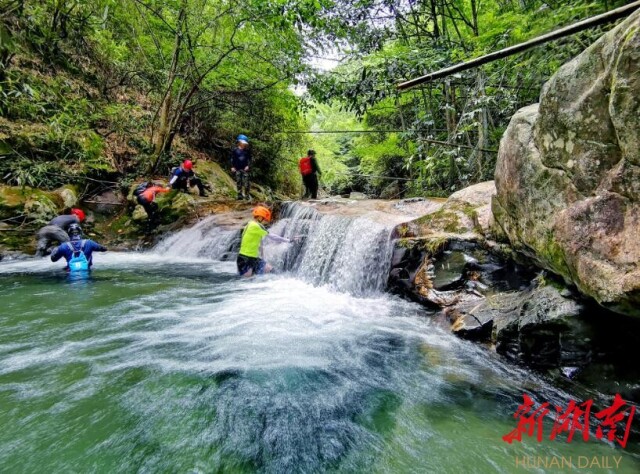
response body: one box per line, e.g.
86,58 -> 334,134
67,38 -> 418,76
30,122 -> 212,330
156,202 -> 397,295
1,206 -> 639,473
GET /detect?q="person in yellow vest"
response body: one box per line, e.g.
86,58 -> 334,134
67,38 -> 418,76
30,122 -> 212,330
236,206 -> 291,277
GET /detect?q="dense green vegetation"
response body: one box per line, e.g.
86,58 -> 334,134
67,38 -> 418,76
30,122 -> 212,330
0,0 -> 348,196
0,0 -> 631,199
307,0 -> 629,196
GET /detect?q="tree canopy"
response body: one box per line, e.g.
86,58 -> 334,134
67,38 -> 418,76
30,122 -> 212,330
0,0 -> 632,198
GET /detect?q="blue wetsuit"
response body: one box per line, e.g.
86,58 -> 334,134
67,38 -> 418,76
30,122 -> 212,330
169,166 -> 206,195
51,238 -> 107,269
230,147 -> 252,170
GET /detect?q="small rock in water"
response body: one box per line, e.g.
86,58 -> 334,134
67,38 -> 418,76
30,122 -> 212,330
349,192 -> 367,200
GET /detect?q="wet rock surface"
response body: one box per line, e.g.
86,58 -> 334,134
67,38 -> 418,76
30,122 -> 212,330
387,235 -> 606,371
492,10 -> 640,316
388,234 -> 640,397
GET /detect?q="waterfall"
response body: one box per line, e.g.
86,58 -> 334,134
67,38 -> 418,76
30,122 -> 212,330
153,215 -> 240,261
153,202 -> 397,295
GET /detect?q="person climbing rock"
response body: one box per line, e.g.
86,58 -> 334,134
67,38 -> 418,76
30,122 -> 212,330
169,159 -> 209,197
237,206 -> 291,277
299,149 -> 322,199
35,208 -> 86,256
50,223 -> 106,271
134,182 -> 170,226
231,134 -> 252,200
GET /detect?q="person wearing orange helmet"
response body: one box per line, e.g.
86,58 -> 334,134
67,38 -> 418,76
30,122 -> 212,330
169,159 -> 209,197
236,205 -> 291,277
35,208 -> 86,256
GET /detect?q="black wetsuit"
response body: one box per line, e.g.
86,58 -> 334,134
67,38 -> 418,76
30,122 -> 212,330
301,156 -> 321,199
35,214 -> 80,256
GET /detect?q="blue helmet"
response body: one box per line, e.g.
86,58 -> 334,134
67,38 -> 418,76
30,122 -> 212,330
237,134 -> 249,143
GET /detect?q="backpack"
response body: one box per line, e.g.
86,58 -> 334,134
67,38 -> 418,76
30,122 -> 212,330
68,240 -> 89,272
299,156 -> 313,176
133,182 -> 150,197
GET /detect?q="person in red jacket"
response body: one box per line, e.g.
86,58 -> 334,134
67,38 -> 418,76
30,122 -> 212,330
136,183 -> 170,225
299,149 -> 322,199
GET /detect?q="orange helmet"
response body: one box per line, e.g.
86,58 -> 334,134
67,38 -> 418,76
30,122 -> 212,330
252,206 -> 272,222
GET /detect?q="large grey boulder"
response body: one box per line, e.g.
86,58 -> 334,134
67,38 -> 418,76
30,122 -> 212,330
492,10 -> 640,316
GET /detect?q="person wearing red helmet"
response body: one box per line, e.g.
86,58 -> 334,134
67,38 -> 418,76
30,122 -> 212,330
169,159 -> 210,197
236,205 -> 292,277
35,208 -> 86,256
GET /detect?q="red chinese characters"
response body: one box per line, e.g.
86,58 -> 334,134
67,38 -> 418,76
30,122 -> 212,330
594,394 -> 636,448
503,393 -> 636,448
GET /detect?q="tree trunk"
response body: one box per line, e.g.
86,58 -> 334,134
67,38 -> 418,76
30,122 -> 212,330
476,70 -> 489,180
429,0 -> 439,38
151,5 -> 185,172
154,93 -> 173,155
444,79 -> 457,188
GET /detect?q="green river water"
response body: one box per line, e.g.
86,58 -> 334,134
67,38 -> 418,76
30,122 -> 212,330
0,253 -> 638,473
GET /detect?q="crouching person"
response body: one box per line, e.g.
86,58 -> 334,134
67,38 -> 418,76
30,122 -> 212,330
134,182 -> 171,226
35,208 -> 86,256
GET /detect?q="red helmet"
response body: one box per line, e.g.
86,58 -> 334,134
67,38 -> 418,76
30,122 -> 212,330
70,208 -> 86,222
252,206 -> 272,223
183,160 -> 193,171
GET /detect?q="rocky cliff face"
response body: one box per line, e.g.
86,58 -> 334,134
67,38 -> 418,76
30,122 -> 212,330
492,10 -> 640,316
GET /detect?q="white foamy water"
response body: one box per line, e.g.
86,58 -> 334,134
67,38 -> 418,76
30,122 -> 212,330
153,202 -> 398,295
2,240 -> 638,472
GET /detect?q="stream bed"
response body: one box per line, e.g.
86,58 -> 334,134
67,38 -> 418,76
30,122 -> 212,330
1,252 -> 639,473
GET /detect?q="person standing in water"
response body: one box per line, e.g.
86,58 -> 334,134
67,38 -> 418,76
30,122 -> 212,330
50,223 -> 107,271
230,134 -> 252,200
236,206 -> 291,277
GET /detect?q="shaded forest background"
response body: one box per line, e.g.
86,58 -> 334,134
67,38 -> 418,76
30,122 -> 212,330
0,0 -> 630,200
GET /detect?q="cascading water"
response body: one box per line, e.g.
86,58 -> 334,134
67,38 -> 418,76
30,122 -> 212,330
154,214 -> 240,260
2,203 -> 639,473
156,202 -> 397,295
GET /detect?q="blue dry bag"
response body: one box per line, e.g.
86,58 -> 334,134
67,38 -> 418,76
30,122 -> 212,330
68,240 -> 89,272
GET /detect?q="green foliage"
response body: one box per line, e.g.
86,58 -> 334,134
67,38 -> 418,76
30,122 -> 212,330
1,0 -> 346,196
0,0 -> 631,200
307,0 -> 628,197
305,103 -> 355,194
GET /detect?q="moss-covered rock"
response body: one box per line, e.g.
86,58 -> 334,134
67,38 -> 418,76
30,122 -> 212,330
492,10 -> 640,316
193,160 -> 236,198
132,205 -> 148,222
157,191 -> 197,222
399,181 -> 495,240
0,185 -> 64,223
56,185 -> 78,208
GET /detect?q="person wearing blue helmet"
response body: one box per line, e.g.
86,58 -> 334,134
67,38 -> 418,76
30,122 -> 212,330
230,134 -> 252,200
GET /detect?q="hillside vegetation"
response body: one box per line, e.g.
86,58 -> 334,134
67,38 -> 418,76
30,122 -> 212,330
0,0 -> 631,203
